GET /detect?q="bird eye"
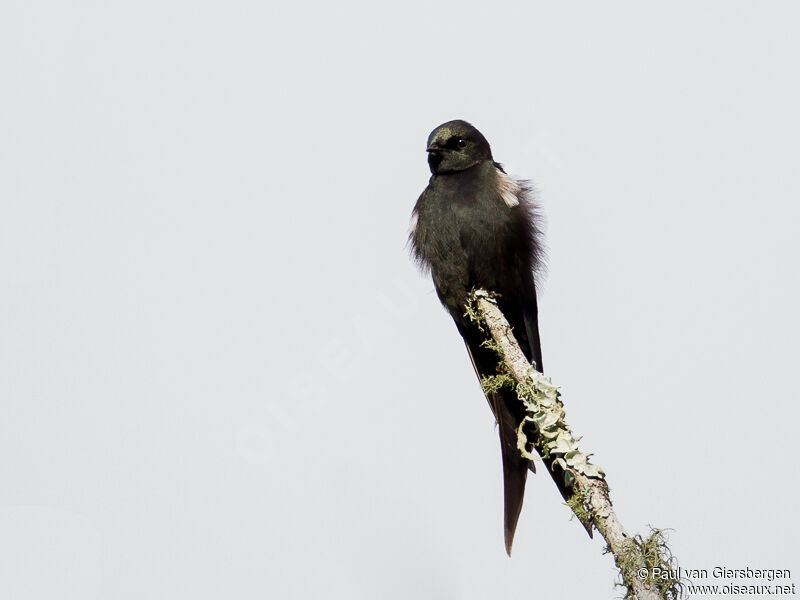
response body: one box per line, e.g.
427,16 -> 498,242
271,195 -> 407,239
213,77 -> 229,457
456,138 -> 467,148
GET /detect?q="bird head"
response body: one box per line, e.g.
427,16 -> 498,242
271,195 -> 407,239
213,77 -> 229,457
426,120 -> 493,175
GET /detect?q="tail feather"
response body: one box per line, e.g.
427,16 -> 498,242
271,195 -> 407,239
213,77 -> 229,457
463,336 -> 530,554
490,388 -> 530,555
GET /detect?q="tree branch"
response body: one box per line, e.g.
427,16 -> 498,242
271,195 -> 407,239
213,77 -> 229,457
468,290 -> 682,600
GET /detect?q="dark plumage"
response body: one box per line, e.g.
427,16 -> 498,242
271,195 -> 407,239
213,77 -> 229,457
410,120 -> 580,555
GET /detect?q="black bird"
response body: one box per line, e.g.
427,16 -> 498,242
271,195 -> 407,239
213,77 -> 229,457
410,120 -> 578,555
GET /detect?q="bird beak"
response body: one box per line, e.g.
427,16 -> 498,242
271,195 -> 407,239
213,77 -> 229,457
426,145 -> 442,153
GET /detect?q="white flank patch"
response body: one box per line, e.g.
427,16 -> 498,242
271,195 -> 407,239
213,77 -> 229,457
409,210 -> 419,233
496,169 -> 521,208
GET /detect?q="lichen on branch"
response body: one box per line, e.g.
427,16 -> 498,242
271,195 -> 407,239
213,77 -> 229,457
466,289 -> 682,600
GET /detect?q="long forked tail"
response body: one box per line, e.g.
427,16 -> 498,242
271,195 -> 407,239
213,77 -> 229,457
490,387 -> 531,555
463,336 -> 531,555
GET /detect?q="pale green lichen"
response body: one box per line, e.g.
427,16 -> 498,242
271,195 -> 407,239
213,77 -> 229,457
480,374 -> 515,395
613,528 -> 685,600
479,337 -> 504,356
516,368 -> 605,485
565,486 -> 594,533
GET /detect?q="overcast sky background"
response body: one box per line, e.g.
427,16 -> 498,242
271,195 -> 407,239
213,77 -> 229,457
2,1 -> 799,598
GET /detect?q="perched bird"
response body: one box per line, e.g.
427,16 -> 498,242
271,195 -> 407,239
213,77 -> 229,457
409,120 -> 580,555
